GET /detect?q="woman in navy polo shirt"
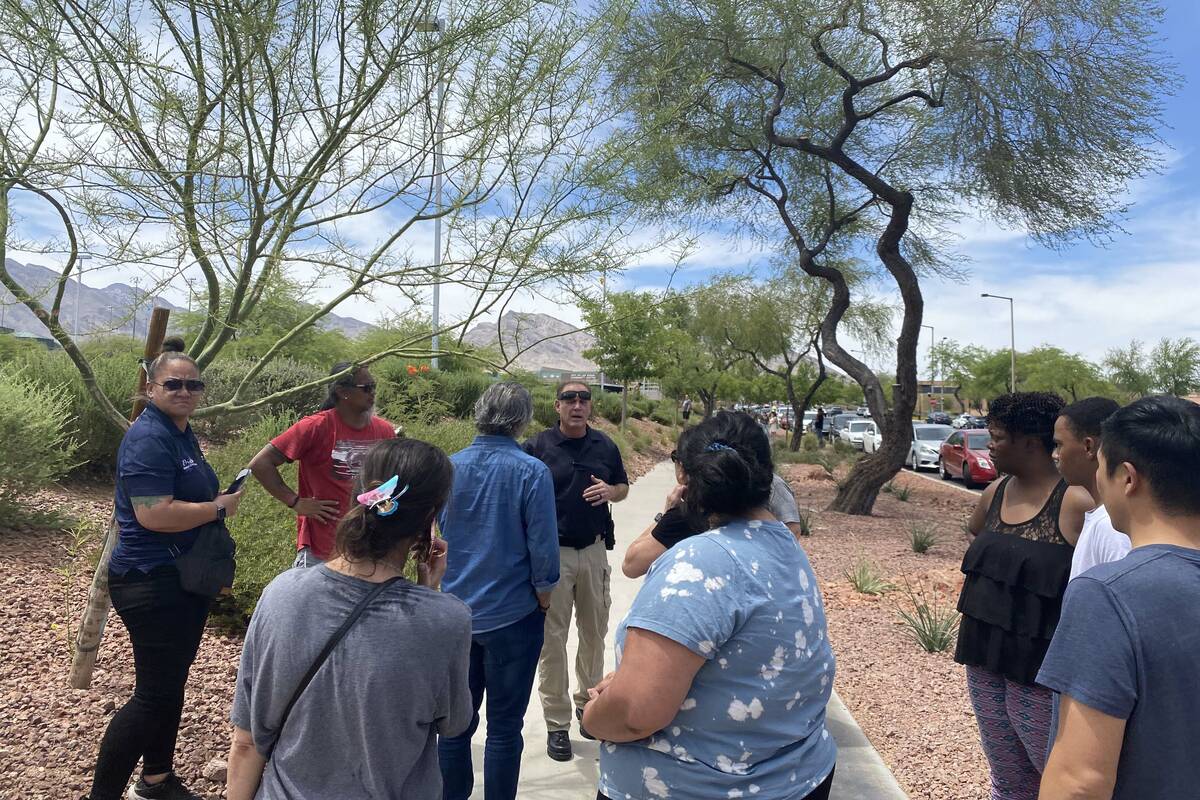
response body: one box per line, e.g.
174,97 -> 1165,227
87,339 -> 243,800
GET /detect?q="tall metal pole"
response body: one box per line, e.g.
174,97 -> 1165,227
982,293 -> 1016,392
73,255 -> 89,338
920,323 -> 934,414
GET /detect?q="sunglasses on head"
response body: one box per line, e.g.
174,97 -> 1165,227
156,379 -> 205,393
558,390 -> 592,402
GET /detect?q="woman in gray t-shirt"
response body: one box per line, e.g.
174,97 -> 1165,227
227,438 -> 472,800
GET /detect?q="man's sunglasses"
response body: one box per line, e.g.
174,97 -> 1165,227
353,383 -> 377,394
155,379 -> 205,393
558,390 -> 592,402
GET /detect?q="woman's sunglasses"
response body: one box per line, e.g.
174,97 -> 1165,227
155,379 -> 205,393
670,449 -> 679,463
558,390 -> 592,402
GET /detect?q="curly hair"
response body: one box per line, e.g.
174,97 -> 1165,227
986,392 -> 1066,454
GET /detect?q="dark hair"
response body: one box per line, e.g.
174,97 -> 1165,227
1101,395 -> 1200,516
1059,397 -> 1121,440
320,361 -> 360,411
555,378 -> 590,396
146,336 -> 196,381
987,391 -> 1065,453
334,438 -> 454,565
678,411 -> 773,517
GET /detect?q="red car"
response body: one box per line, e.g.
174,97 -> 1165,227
940,429 -> 996,489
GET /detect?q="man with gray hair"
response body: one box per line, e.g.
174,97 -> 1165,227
436,381 -> 560,800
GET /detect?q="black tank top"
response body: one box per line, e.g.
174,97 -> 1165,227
954,477 -> 1075,684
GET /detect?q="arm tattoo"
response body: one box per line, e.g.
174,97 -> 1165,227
131,495 -> 172,510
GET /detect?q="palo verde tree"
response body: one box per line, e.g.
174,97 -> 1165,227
609,0 -> 1176,513
0,0 -> 641,433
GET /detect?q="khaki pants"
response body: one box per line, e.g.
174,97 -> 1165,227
538,540 -> 610,731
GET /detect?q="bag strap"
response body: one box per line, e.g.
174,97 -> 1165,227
266,575 -> 402,759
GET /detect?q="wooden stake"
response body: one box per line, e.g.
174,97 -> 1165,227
69,307 -> 170,689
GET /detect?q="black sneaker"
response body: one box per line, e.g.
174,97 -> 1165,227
576,707 -> 596,741
126,773 -> 202,800
547,730 -> 572,761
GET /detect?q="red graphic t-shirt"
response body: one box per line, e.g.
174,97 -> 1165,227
270,409 -> 397,559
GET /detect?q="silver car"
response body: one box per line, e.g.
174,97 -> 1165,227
908,424 -> 953,471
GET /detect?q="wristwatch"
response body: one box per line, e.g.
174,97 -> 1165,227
215,502 -> 227,522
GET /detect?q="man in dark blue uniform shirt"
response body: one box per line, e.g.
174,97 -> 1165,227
524,380 -> 628,762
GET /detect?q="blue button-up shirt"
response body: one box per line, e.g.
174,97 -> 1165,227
438,435 -> 560,633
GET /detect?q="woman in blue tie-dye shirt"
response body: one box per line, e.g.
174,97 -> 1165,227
583,411 -> 837,800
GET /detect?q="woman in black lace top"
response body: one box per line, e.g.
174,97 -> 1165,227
955,392 -> 1090,800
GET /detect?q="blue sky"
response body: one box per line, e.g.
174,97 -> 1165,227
7,2 -> 1197,375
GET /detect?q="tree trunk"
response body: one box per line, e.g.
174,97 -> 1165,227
70,307 -> 170,689
789,346 -> 827,451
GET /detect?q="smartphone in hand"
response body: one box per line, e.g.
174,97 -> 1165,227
224,467 -> 251,495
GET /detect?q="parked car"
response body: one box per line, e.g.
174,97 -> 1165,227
856,406 -> 870,417
926,411 -> 952,426
825,406 -> 845,418
829,413 -> 859,436
802,411 -> 818,432
840,419 -> 877,450
940,429 -> 996,488
863,425 -> 883,454
952,413 -> 987,429
907,424 -> 953,470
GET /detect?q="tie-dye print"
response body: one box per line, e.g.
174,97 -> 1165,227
598,520 -> 836,799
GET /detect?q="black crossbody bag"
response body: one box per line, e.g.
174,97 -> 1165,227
264,576 -> 402,760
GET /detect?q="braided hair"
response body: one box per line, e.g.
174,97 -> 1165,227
987,392 -> 1066,454
334,438 -> 453,565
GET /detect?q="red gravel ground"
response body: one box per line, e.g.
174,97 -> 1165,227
3,459 -> 986,799
782,464 -> 990,800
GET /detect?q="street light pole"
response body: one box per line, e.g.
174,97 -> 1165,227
920,324 -> 934,416
74,255 -> 89,338
418,17 -> 445,370
981,293 -> 1016,391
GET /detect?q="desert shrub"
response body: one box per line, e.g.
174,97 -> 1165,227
206,413 -> 299,617
845,557 -> 894,595
400,418 -> 477,455
593,391 -> 623,424
895,581 -> 960,653
800,432 -> 818,451
436,371 -> 492,418
796,510 -> 813,537
379,375 -> 449,424
0,366 -> 80,510
193,357 -> 327,442
628,397 -> 652,420
650,407 -> 674,426
532,393 -> 560,429
908,521 -> 938,554
882,480 -> 913,501
630,429 -> 653,453
12,348 -> 137,472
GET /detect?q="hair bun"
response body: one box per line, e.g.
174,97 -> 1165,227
161,336 -> 186,354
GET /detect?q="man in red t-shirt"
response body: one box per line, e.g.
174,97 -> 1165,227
250,362 -> 396,564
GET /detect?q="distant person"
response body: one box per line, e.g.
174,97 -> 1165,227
1038,396 -> 1200,800
623,431 -> 807,578
585,411 -> 837,800
227,438 -> 471,800
955,392 -> 1089,800
88,338 -> 243,800
523,381 -> 628,762
681,395 -> 692,423
1052,397 -> 1131,580
436,383 -> 560,800
249,362 -> 395,567
814,406 -> 826,448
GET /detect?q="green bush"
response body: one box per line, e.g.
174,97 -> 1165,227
593,391 -> 623,424
532,393 -> 559,429
400,418 -> 477,455
908,521 -> 938,554
628,397 -> 652,420
206,413 -> 299,617
845,557 -> 894,595
800,432 -> 818,451
12,348 -> 137,472
650,407 -> 674,426
895,580 -> 960,653
436,371 -> 492,418
193,357 -> 327,442
0,366 -> 80,507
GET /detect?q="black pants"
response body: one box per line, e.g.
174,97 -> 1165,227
598,766 -> 835,800
89,565 -> 211,800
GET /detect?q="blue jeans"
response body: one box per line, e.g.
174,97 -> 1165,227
439,608 -> 546,800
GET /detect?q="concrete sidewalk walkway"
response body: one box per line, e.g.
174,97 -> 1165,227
465,460 -> 908,799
